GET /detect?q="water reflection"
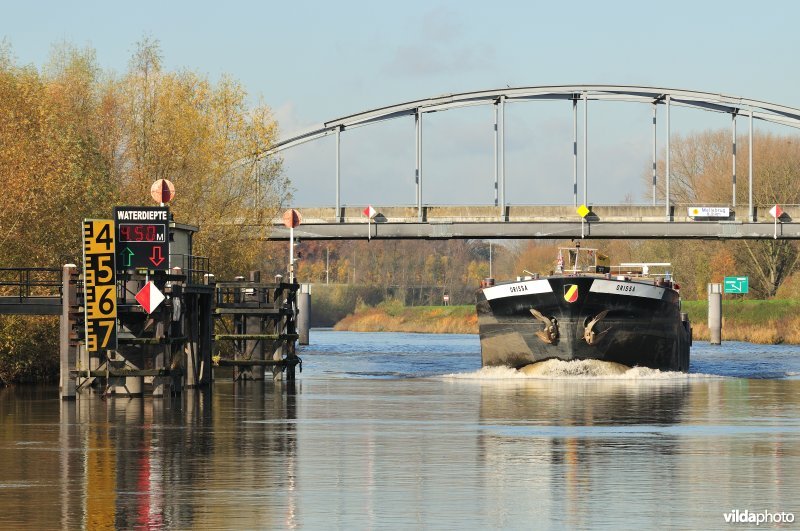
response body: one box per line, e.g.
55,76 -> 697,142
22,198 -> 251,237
0,382 -> 300,529
2,330 -> 800,529
474,377 -> 800,528
476,379 -> 687,528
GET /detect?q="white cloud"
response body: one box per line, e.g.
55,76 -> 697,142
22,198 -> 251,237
384,8 -> 495,78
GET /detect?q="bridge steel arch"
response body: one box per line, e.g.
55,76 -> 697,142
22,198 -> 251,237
263,85 -> 800,225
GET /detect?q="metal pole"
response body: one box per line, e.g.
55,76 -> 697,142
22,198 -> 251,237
583,92 -> 588,205
494,102 -> 499,207
335,127 -> 341,222
415,110 -> 422,221
326,247 -> 329,284
652,104 -> 657,206
732,112 -> 737,207
489,242 -> 492,278
289,225 -> 294,283
573,98 -> 578,207
499,96 -> 506,216
666,95 -> 671,220
749,110 -> 754,221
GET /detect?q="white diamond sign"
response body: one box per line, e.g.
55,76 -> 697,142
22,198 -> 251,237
135,281 -> 165,314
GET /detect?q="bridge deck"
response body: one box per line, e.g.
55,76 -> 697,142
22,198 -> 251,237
268,205 -> 800,240
0,297 -> 61,315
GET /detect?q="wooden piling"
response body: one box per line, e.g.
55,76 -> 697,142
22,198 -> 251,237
61,261 -> 296,397
214,277 -> 300,383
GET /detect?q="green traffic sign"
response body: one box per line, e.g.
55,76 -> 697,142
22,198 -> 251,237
723,276 -> 749,294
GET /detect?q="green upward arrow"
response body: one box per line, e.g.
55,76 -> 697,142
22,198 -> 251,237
121,247 -> 134,267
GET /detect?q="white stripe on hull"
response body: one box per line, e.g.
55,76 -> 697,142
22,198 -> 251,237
588,279 -> 665,300
482,279 -> 553,301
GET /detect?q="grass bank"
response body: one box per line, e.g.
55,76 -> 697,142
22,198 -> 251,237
334,299 -> 800,344
681,299 -> 800,344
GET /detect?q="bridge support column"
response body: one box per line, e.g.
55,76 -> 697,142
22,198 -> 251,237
708,283 -> 722,345
652,104 -> 657,206
499,96 -> 505,214
732,112 -> 737,207
335,126 -> 342,222
573,97 -> 578,207
415,110 -> 423,221
749,110 -> 754,221
493,97 -> 507,215
666,95 -> 671,220
583,92 -> 588,205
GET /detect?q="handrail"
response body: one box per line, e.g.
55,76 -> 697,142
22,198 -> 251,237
0,268 -> 62,300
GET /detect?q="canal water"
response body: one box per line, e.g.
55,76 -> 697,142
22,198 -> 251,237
1,331 -> 799,529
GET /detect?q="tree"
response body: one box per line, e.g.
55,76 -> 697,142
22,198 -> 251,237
0,38 -> 291,382
649,130 -> 800,297
111,39 -> 289,278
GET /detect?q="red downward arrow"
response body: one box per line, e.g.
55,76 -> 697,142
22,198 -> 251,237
149,246 -> 165,267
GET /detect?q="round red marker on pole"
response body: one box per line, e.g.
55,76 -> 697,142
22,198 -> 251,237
282,209 -> 302,228
151,179 -> 176,205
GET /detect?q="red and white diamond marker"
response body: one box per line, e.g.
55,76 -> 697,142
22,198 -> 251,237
769,204 -> 783,219
363,205 -> 377,218
135,281 -> 165,314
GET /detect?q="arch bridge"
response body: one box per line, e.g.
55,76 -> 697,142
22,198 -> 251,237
262,85 -> 800,240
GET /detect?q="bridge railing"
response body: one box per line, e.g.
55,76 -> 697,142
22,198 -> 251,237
170,254 -> 212,286
276,203 -> 800,224
0,268 -> 63,301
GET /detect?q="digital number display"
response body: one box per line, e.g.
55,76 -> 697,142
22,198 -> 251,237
118,223 -> 166,243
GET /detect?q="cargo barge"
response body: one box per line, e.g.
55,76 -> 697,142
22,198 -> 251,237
476,246 -> 691,371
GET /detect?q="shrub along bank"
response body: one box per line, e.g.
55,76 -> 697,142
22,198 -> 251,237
333,299 -> 477,334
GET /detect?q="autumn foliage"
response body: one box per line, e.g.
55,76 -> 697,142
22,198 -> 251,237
0,39 -> 288,382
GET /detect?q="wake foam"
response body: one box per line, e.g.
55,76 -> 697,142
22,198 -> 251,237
444,359 -> 720,380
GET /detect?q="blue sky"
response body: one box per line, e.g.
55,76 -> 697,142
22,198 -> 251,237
4,0 -> 799,206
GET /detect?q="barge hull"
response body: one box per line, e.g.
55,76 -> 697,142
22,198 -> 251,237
477,276 -> 690,371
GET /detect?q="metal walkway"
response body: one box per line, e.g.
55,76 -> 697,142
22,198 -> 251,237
0,268 -> 62,315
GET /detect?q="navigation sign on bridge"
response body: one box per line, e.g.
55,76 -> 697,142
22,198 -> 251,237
114,207 -> 170,270
723,276 -> 749,294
